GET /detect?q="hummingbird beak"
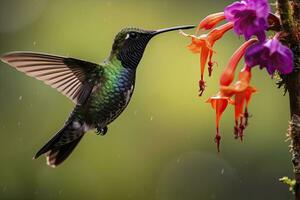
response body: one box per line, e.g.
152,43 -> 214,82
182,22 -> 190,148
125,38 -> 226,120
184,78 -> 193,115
151,25 -> 195,36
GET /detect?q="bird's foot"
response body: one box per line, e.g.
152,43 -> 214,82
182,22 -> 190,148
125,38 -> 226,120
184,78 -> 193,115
96,126 -> 108,136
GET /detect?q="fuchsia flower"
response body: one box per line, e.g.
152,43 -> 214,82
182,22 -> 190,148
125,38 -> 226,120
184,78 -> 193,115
181,0 -> 294,151
207,39 -> 257,151
206,93 -> 233,152
245,35 -> 294,75
224,0 -> 270,41
181,21 -> 233,96
221,66 -> 257,140
207,66 -> 256,151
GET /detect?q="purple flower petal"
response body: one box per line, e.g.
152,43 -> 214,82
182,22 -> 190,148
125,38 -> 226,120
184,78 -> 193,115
224,1 -> 247,21
224,0 -> 270,41
244,0 -> 270,18
244,42 -> 263,67
245,38 -> 294,75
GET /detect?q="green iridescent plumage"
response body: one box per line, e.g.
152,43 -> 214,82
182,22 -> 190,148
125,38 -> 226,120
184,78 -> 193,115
0,25 -> 195,167
84,56 -> 136,126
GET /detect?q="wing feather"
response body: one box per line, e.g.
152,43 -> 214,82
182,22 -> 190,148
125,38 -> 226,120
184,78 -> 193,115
0,52 -> 101,104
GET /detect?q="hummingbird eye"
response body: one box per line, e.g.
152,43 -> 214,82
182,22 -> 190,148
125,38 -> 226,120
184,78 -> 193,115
126,32 -> 138,40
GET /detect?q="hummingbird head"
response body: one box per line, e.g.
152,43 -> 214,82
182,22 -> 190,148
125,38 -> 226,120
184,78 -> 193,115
110,25 -> 195,69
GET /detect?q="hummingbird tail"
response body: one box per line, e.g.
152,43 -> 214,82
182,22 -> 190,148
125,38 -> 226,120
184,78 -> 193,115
34,120 -> 88,168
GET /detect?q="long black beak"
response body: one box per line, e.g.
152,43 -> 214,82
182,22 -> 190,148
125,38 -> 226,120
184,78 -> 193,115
152,25 -> 195,36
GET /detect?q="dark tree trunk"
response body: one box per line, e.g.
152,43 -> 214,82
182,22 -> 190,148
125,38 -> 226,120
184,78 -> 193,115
277,0 -> 300,199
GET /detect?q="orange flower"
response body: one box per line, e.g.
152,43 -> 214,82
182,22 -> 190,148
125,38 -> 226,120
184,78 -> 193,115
207,92 -> 233,152
220,38 -> 258,86
207,67 -> 256,151
196,12 -> 226,33
206,40 -> 258,150
221,66 -> 257,140
217,39 -> 257,140
181,22 -> 234,96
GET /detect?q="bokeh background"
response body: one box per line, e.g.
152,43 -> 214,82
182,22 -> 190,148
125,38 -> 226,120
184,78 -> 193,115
0,0 -> 293,199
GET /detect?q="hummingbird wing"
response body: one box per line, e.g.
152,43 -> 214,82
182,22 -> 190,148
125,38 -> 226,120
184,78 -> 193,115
0,52 -> 102,104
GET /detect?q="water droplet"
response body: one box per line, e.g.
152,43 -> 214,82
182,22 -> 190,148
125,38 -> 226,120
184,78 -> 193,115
17,121 -> 21,126
221,168 -> 224,175
33,41 -> 36,46
150,116 -> 154,121
18,96 -> 23,100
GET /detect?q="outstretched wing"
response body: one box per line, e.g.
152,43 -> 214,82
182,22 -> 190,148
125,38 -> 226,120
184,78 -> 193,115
0,52 -> 102,104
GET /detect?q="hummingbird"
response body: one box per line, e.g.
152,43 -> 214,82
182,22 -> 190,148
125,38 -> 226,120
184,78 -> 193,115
0,25 -> 195,167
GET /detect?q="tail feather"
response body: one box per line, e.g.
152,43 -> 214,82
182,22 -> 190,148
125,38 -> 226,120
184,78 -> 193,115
46,135 -> 83,168
34,120 -> 86,167
34,121 -> 72,159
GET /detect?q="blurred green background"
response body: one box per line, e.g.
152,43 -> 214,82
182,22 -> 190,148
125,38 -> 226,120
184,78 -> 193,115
0,0 -> 293,199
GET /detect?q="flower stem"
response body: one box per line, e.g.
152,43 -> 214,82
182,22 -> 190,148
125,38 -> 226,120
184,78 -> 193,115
277,0 -> 300,199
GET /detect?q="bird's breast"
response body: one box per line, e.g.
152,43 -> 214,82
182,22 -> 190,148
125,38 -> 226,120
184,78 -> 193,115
86,68 -> 135,126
